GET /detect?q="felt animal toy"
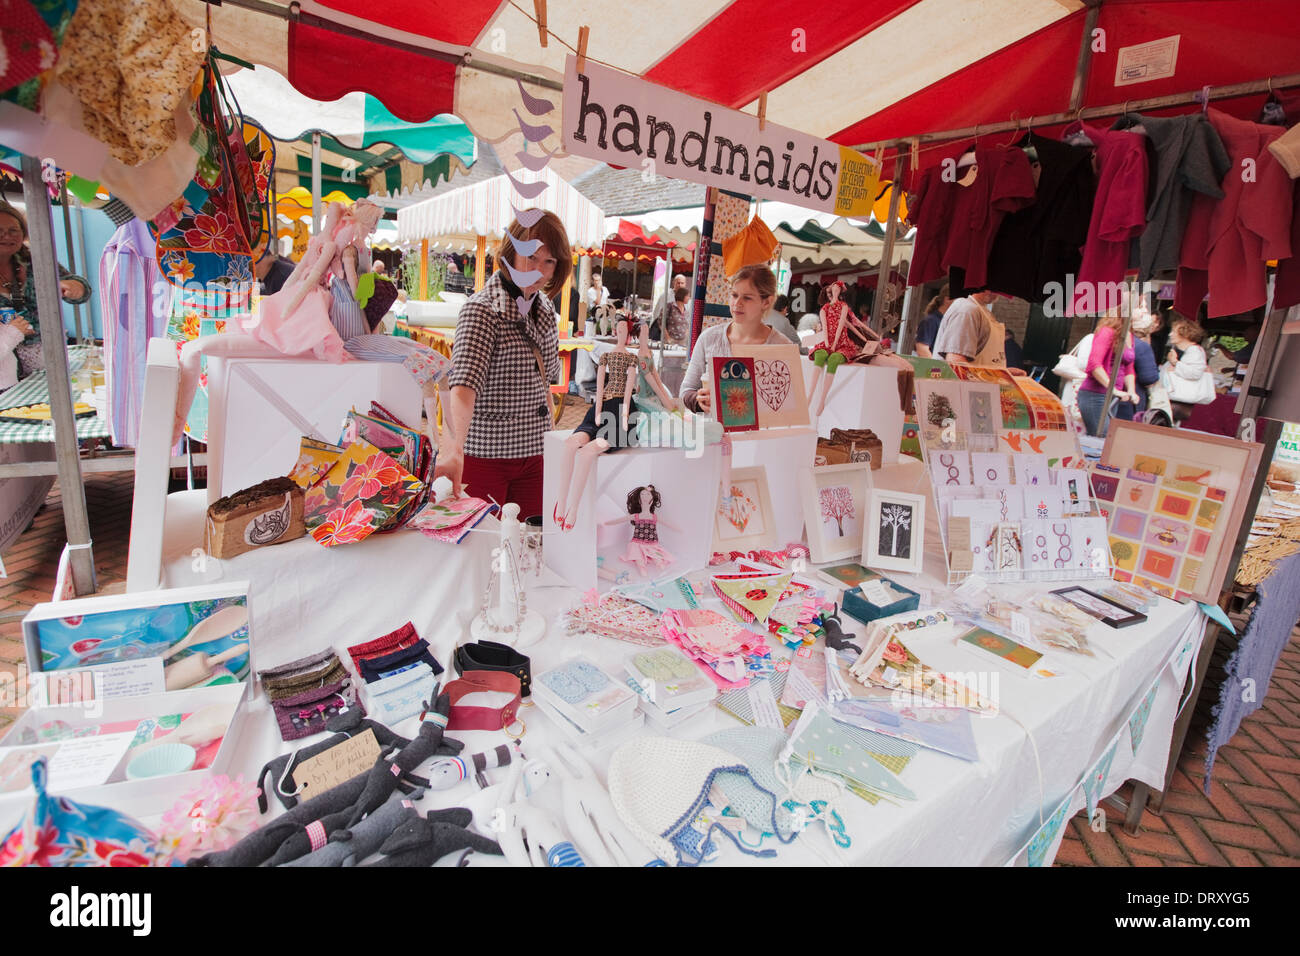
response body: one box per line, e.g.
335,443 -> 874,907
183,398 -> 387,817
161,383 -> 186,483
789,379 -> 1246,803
255,709 -> 412,812
542,743 -> 659,867
462,757 -> 552,838
426,744 -> 515,791
189,772 -> 370,867
361,810 -> 503,867
279,788 -> 422,868
344,691 -> 462,827
820,605 -> 862,656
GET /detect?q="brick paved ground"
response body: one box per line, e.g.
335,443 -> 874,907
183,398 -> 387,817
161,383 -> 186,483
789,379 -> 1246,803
1,470 -> 1297,864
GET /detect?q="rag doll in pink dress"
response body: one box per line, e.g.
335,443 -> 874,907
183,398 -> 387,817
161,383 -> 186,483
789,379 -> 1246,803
805,280 -> 879,416
605,485 -> 678,576
171,199 -> 385,445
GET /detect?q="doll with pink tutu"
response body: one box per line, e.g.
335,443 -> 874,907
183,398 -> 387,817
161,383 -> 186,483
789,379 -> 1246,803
605,485 -> 678,576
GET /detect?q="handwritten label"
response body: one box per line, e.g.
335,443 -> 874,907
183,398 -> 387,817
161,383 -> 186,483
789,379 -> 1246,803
293,729 -> 380,797
746,681 -> 783,730
954,574 -> 988,599
861,580 -> 894,607
1010,612 -> 1033,643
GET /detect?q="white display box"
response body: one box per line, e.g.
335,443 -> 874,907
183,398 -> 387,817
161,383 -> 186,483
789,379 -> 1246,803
543,432 -> 722,592
206,356 -> 423,504
803,360 -> 907,465
728,426 -> 818,547
1,583 -> 255,821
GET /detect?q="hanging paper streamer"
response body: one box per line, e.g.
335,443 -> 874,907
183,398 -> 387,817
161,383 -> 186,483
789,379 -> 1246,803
1081,740 -> 1119,824
1026,796 -> 1073,868
1128,683 -> 1159,755
504,261 -> 543,288
512,206 -> 546,227
506,169 -> 548,199
512,111 -> 554,143
512,238 -> 544,257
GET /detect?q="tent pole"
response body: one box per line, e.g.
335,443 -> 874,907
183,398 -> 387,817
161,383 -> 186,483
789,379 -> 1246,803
851,71 -> 1300,152
1069,1 -> 1103,112
311,132 -> 322,233
57,180 -> 84,344
474,235 -> 486,292
21,154 -> 96,596
869,153 -> 906,333
419,238 -> 429,299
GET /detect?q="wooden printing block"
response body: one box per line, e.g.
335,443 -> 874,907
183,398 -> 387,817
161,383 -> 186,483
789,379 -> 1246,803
205,477 -> 305,559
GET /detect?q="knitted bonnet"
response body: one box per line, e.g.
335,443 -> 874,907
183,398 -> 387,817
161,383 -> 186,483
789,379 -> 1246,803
608,736 -> 772,865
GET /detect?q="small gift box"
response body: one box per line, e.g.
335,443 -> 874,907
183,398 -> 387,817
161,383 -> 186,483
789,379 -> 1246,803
842,575 -> 921,624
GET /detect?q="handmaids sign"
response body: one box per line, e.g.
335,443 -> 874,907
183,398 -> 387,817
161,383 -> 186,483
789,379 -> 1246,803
562,57 -> 881,218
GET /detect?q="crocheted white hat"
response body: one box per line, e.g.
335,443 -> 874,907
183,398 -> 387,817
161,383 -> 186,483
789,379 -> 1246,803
607,736 -> 748,866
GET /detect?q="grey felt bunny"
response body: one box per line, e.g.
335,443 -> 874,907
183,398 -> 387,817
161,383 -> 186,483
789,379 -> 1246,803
361,811 -> 503,867
279,789 -> 422,867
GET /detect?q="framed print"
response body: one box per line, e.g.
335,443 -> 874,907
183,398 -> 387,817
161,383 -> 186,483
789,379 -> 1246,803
864,489 -> 926,575
1051,586 -> 1147,628
914,379 -> 965,446
710,356 -> 760,432
734,343 -> 809,428
963,383 -> 1002,449
1101,421 -> 1263,603
714,465 -> 777,551
798,462 -> 873,563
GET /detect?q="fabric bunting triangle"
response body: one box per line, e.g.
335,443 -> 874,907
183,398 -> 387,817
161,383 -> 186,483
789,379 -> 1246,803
711,573 -> 791,625
1128,683 -> 1160,756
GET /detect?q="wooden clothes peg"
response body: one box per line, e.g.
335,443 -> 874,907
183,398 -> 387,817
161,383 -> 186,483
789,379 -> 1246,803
758,92 -> 768,132
577,25 -> 589,73
534,0 -> 547,47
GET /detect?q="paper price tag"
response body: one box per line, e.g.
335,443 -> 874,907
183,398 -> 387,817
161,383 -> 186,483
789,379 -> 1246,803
861,580 -> 893,606
954,574 -> 988,599
293,728 -> 380,797
1010,612 -> 1033,643
746,681 -> 783,730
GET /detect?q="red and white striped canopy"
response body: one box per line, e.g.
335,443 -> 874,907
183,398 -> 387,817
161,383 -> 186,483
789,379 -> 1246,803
183,0 -> 1300,175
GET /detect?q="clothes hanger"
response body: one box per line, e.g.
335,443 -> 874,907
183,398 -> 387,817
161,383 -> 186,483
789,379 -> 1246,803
1117,101 -> 1147,135
1063,108 -> 1094,147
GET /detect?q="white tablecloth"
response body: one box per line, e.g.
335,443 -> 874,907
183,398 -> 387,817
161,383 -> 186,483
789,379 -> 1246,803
173,508 -> 1200,866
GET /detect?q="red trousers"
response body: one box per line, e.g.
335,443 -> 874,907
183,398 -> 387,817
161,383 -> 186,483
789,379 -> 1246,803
461,454 -> 544,520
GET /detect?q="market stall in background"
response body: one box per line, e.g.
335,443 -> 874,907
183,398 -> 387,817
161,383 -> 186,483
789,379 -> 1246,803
0,0 -> 1297,874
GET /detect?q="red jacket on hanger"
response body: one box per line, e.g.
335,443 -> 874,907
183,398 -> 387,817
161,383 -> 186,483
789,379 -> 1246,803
1175,108 -> 1293,319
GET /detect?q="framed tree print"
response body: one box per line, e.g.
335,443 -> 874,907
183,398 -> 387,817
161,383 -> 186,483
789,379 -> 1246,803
798,462 -> 873,563
865,489 -> 926,575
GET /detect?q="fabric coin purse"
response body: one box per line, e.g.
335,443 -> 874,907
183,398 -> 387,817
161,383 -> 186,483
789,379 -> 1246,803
259,651 -> 359,741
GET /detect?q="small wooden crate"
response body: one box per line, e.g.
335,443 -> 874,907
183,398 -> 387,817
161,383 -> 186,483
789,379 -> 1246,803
205,477 -> 305,559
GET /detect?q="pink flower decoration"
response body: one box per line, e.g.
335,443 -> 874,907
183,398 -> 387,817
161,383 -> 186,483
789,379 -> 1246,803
339,452 -> 402,501
312,499 -> 375,547
182,212 -> 242,254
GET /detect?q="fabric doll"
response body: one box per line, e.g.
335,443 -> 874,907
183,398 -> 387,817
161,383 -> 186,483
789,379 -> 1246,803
805,280 -> 878,416
552,315 -> 641,530
172,198 -> 449,446
605,484 -> 678,576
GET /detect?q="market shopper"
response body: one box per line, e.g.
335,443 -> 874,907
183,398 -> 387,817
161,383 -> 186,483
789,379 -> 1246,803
914,283 -> 951,358
680,264 -> 787,414
436,210 -> 571,519
1164,318 -> 1212,425
0,202 -> 91,379
932,289 -> 1005,366
1077,313 -> 1139,437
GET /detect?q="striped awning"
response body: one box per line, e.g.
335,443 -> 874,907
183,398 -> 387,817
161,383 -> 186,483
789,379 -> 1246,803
172,0 -> 1300,173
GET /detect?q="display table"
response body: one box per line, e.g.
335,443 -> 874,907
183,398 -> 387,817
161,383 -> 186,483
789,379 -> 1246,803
191,512 -> 1203,866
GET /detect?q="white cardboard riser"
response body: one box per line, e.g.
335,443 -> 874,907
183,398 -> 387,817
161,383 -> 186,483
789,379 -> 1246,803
206,357 -> 424,504
802,359 -> 907,464
543,432 -> 722,592
728,427 -> 818,547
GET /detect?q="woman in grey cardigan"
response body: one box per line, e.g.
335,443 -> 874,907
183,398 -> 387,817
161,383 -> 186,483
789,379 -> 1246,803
679,264 -> 787,414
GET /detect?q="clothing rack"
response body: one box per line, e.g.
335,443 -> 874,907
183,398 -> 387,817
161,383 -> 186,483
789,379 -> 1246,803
851,72 -> 1300,154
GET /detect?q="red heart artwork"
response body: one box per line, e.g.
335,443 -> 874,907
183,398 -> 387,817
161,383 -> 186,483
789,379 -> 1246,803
753,359 -> 791,411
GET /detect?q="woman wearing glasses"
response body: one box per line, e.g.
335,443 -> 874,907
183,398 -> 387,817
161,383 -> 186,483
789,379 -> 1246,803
435,210 -> 572,519
0,203 -> 91,383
